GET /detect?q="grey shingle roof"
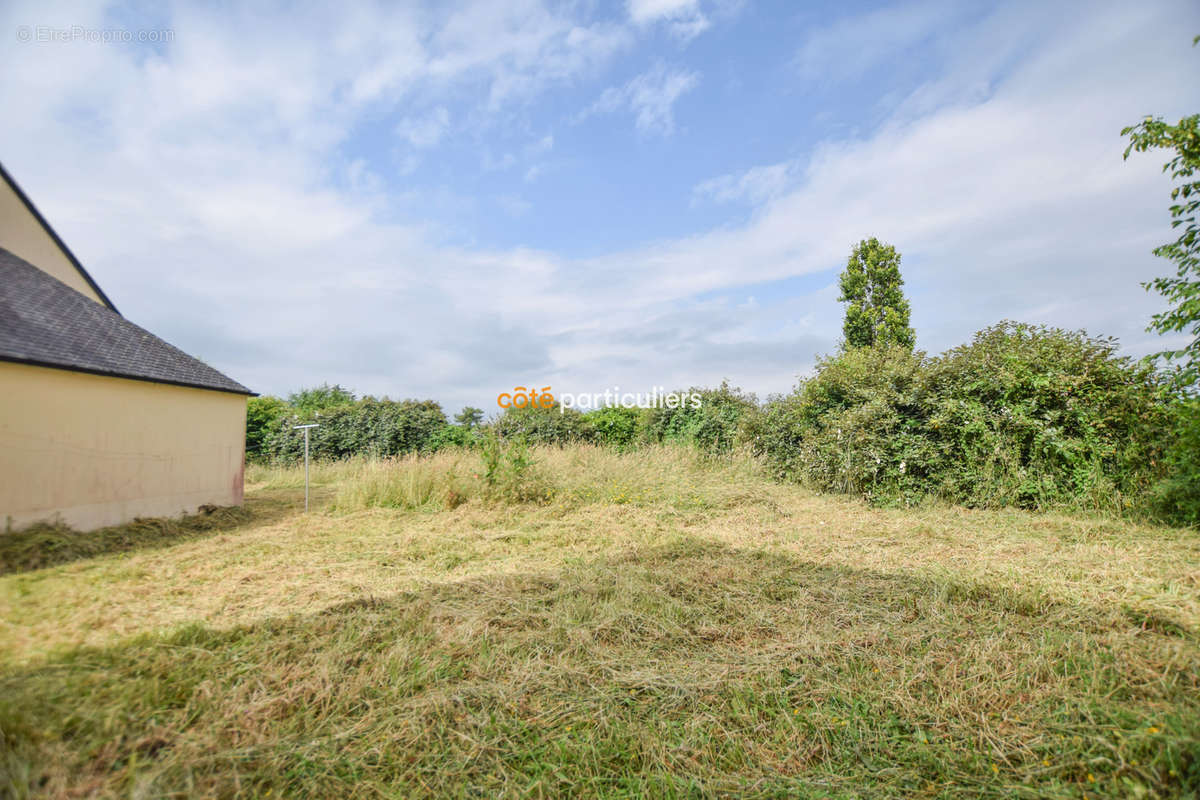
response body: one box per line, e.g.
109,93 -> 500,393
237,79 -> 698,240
0,247 -> 252,395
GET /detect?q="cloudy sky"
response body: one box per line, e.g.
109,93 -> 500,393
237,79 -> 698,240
1,0 -> 1198,412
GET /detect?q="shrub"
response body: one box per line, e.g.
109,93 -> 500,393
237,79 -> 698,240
754,322 -> 1170,512
491,403 -> 594,446
924,322 -> 1168,511
265,398 -> 447,462
586,406 -> 644,450
245,396 -> 289,461
426,423 -> 483,452
641,381 -> 757,453
287,383 -> 355,415
751,346 -> 936,504
1149,396 -> 1200,525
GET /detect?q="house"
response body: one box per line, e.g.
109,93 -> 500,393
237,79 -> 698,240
0,161 -> 253,532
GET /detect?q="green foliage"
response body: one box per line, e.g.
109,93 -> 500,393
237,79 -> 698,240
427,423 -> 483,452
491,403 -> 594,446
266,398 -> 447,461
754,323 -> 1169,512
925,323 -> 1167,510
478,432 -> 552,503
640,382 -> 756,452
287,383 -> 356,416
585,406 -> 643,450
1123,106 -> 1200,388
749,346 -> 935,504
454,406 -> 485,429
1149,396 -> 1200,525
838,238 -> 916,350
245,396 -> 289,461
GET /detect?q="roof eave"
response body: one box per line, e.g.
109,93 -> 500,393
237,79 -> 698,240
0,354 -> 257,396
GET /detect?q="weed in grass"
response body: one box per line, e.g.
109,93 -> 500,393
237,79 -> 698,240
480,434 -> 554,504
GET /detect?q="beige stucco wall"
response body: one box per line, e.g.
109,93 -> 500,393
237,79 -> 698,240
0,177 -> 106,305
0,361 -> 246,532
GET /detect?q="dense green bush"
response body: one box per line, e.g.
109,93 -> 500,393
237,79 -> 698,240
748,346 -> 936,503
753,323 -> 1171,512
245,396 -> 290,461
287,383 -> 355,415
586,406 -> 644,450
924,323 -> 1168,510
265,398 -> 447,461
491,403 -> 594,445
426,423 -> 484,451
1149,396 -> 1200,525
641,382 -> 756,452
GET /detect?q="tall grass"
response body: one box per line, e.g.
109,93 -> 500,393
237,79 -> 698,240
330,453 -> 476,511
250,444 -> 774,514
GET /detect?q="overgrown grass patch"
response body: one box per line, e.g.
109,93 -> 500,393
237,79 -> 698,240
253,445 -> 777,515
2,446 -> 1197,797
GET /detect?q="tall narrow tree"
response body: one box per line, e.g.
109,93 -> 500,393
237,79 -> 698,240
838,237 -> 916,349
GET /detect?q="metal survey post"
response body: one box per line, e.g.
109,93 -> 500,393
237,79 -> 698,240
292,423 -> 320,511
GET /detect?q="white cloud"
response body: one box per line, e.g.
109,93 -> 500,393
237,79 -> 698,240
395,107 -> 450,149
436,6 -> 634,109
526,134 -> 554,155
794,0 -> 958,83
692,160 -> 801,206
628,0 -> 695,24
627,0 -> 710,40
480,134 -> 553,177
582,63 -> 699,135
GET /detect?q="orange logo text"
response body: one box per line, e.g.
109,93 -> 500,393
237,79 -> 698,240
497,386 -> 555,409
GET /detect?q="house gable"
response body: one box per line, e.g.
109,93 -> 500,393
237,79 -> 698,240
0,161 -> 118,313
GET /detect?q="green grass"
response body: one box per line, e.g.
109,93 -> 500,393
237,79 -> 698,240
2,445 -> 1198,798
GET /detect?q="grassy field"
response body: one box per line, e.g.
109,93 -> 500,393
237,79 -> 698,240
1,445 -> 1198,798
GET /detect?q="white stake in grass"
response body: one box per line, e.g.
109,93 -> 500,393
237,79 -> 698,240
292,423 -> 320,511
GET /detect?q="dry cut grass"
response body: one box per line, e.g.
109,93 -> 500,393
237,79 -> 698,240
1,445 -> 1197,798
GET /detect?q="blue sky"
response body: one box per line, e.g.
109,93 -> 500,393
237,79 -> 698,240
2,0 -> 1198,412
